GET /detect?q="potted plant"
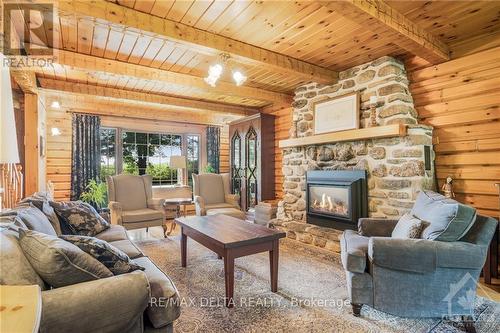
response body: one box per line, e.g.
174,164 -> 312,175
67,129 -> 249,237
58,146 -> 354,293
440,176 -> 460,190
203,163 -> 216,174
80,179 -> 107,212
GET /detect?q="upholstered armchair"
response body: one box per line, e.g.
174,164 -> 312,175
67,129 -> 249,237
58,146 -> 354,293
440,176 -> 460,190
192,173 -> 245,220
107,174 -> 166,234
340,191 -> 498,332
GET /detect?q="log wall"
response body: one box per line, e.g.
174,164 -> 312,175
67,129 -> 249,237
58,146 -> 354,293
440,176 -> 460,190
407,46 -> 500,218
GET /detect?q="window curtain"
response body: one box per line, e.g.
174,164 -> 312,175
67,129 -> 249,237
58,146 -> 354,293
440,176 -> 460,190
70,114 -> 101,200
206,126 -> 220,173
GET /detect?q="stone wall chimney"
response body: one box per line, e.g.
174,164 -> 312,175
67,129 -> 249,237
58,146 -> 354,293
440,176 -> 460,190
271,56 -> 435,252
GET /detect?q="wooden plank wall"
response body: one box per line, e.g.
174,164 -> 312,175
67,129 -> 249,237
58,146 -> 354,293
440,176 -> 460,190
407,46 -> 500,218
266,105 -> 293,200
219,125 -> 229,173
45,100 -> 73,200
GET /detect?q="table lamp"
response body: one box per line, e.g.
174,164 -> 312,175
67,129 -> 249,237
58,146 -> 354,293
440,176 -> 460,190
170,156 -> 187,186
1,52 -> 22,209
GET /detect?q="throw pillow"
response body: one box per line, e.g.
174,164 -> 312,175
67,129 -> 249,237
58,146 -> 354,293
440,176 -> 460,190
1,205 -> 57,236
50,201 -> 110,236
392,213 -> 424,239
411,191 -> 477,241
20,196 -> 62,235
18,229 -> 112,288
60,235 -> 145,275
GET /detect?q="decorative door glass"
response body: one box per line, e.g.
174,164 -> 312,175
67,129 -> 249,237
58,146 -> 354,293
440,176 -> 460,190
246,126 -> 258,209
231,131 -> 242,196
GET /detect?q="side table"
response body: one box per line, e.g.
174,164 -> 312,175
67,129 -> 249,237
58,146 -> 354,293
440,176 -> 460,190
0,285 -> 42,333
163,198 -> 193,235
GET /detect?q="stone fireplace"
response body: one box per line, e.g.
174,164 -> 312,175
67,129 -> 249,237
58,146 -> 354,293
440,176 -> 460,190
306,170 -> 368,230
271,55 -> 435,252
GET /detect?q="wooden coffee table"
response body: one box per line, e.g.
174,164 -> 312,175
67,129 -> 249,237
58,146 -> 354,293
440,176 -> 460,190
175,214 -> 286,308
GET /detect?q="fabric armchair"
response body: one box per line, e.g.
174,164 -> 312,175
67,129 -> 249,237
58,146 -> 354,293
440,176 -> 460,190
192,173 -> 245,220
107,175 -> 166,233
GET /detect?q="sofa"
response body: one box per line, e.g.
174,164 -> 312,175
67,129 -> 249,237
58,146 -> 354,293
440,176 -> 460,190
0,202 -> 181,333
340,191 -> 497,332
192,173 -> 245,220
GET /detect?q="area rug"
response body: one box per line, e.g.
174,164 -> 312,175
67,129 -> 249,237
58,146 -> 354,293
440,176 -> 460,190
137,236 -> 500,333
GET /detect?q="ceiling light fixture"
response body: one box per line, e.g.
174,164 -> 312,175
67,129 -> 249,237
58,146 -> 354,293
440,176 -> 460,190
50,100 -> 61,109
204,53 -> 247,87
232,70 -> 247,86
204,63 -> 223,87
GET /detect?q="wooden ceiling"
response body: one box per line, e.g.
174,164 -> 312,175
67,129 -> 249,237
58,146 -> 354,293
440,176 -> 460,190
6,0 -> 500,120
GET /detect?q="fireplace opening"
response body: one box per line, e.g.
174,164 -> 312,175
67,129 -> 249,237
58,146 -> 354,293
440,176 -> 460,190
306,170 -> 368,230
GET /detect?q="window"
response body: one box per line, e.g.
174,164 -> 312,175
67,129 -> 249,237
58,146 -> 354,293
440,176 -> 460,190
99,128 -> 116,182
122,131 -> 182,186
186,135 -> 200,186
98,128 -> 201,188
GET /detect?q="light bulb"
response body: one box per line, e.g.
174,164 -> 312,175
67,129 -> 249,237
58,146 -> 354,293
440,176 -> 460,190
208,64 -> 223,77
51,100 -> 61,109
232,70 -> 247,86
204,75 -> 217,87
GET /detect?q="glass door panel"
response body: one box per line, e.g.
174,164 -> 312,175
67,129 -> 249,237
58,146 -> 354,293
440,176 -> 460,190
245,126 -> 258,209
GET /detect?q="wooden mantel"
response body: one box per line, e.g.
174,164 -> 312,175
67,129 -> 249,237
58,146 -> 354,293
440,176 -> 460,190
279,124 -> 407,148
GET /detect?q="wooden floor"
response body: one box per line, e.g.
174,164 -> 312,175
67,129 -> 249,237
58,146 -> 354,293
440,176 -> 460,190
128,223 -> 500,303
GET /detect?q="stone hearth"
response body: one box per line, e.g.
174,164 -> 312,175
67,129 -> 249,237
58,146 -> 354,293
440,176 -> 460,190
271,56 -> 435,253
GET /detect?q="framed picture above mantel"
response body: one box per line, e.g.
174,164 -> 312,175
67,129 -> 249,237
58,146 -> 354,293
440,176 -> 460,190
312,91 -> 359,135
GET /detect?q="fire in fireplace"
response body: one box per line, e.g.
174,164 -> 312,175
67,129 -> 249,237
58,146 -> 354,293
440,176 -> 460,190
306,170 -> 368,230
309,186 -> 350,217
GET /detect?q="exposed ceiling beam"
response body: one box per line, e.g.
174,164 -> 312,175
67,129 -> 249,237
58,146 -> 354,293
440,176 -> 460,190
326,0 -> 450,64
10,70 -> 38,94
42,90 -> 242,126
52,0 -> 338,84
38,77 -> 255,116
32,49 -> 292,105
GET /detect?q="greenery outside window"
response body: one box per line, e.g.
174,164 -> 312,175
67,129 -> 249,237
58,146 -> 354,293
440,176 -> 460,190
122,131 -> 182,186
100,128 -> 116,182
186,134 -> 200,186
98,128 -> 201,188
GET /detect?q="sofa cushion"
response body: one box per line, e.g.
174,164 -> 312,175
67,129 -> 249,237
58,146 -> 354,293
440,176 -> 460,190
19,229 -> 112,287
391,213 -> 424,239
411,191 -> 477,241
95,224 -> 129,242
50,201 -> 110,236
340,230 -> 369,274
109,239 -> 143,259
122,208 -> 164,223
133,256 -> 181,328
206,208 -> 246,220
0,222 -> 46,289
205,203 -> 234,210
3,205 -> 57,236
60,235 -> 144,275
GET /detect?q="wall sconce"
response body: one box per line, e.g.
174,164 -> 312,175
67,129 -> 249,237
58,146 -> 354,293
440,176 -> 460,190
51,127 -> 61,136
50,101 -> 61,109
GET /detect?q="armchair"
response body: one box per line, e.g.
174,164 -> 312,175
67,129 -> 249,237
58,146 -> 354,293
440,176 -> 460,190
341,193 -> 497,333
192,173 -> 245,220
107,175 -> 166,234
